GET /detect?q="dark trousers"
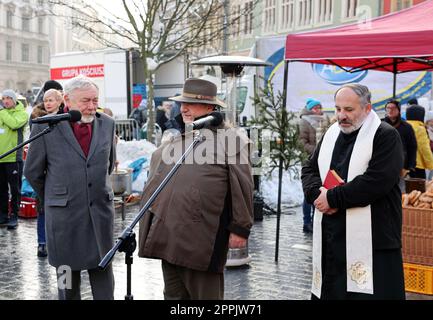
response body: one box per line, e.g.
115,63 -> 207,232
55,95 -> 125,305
409,168 -> 426,179
37,210 -> 46,244
161,260 -> 224,300
35,196 -> 46,244
316,248 -> 405,300
0,162 -> 22,219
302,198 -> 314,226
57,265 -> 115,300
17,161 -> 23,190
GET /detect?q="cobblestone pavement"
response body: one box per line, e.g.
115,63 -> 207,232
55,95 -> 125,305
0,204 -> 430,300
0,204 -> 312,300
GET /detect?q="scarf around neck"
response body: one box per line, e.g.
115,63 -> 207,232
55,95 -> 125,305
312,110 -> 381,298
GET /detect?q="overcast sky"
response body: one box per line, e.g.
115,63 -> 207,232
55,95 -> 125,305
92,0 -> 128,19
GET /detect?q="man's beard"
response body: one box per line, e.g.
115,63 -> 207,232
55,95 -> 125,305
338,114 -> 368,134
81,114 -> 95,123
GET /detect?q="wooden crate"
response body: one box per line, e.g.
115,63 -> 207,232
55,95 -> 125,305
402,206 -> 433,266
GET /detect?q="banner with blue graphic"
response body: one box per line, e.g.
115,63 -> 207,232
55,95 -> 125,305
257,36 -> 432,113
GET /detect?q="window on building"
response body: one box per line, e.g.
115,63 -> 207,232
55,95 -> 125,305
263,0 -> 276,32
298,0 -> 313,26
6,10 -> 13,28
281,0 -> 295,29
38,17 -> 44,33
6,41 -> 12,61
231,4 -> 241,37
22,43 -> 29,62
37,46 -> 43,64
343,0 -> 358,18
397,0 -> 403,10
22,15 -> 30,32
404,0 -> 412,8
392,0 -> 412,12
244,1 -> 253,34
317,0 -> 333,23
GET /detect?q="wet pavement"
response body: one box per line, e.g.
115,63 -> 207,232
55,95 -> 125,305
0,203 -> 430,300
0,204 -> 313,300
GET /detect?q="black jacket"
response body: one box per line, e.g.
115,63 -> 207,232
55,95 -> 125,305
301,122 -> 404,250
383,117 -> 417,170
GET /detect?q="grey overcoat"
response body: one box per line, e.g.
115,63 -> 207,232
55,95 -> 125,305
24,112 -> 116,270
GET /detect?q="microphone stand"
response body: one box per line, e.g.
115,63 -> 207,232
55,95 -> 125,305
0,124 -> 57,160
99,130 -> 203,300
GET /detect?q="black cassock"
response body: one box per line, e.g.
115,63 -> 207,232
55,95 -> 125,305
302,122 -> 406,300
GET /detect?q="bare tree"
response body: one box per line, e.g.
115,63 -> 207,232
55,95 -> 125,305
48,0 -> 257,142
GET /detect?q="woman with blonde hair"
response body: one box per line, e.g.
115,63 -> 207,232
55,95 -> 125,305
30,88 -> 64,258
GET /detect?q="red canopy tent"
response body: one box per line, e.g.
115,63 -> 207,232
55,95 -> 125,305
283,1 -> 433,97
273,2 -> 433,261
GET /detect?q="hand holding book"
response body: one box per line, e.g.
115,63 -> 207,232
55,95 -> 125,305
316,170 -> 343,215
323,170 -> 345,189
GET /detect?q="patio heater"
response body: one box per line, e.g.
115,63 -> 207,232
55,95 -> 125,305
191,55 -> 272,267
191,55 -> 271,125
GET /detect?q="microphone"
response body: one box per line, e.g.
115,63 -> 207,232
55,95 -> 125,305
31,110 -> 82,125
191,112 -> 223,130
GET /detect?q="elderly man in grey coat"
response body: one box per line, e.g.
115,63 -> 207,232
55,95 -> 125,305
24,75 -> 116,300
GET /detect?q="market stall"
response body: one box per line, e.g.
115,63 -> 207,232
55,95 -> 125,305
283,1 -> 433,295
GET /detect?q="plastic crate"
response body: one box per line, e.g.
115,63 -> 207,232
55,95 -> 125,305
404,263 -> 433,295
402,206 -> 433,266
18,197 -> 37,218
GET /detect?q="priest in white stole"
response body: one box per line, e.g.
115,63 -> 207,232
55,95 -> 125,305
301,84 -> 405,300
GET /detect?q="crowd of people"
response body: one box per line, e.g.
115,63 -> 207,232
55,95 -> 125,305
1,75 -> 254,300
299,84 -> 433,299
2,72 -> 433,300
299,95 -> 433,228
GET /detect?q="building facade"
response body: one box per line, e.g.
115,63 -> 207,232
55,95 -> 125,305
228,0 -> 383,55
382,0 -> 426,14
0,0 -> 50,93
49,0 -> 132,55
0,0 -> 131,95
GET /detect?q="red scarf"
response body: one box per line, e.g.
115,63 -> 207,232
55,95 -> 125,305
64,107 -> 93,157
72,122 -> 92,157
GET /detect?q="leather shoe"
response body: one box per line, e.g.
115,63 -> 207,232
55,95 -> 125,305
37,244 -> 48,257
6,216 -> 18,230
303,224 -> 313,233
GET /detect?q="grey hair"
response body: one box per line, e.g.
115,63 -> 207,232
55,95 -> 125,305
63,75 -> 98,97
43,89 -> 63,101
334,83 -> 371,107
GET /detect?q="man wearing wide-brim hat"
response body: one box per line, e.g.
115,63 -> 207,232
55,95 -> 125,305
166,78 -> 226,131
170,78 -> 226,108
138,78 -> 254,300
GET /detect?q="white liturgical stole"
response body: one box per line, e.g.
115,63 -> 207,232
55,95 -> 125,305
313,110 -> 381,298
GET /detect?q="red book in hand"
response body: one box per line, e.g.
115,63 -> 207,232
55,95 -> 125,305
323,170 -> 345,189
